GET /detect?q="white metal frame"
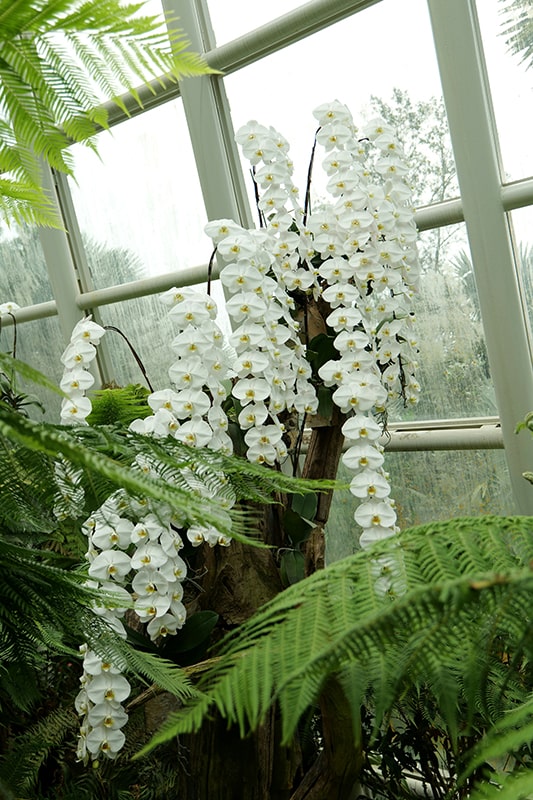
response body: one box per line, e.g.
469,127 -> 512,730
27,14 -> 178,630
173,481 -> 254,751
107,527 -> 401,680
9,0 -> 533,509
427,0 -> 533,511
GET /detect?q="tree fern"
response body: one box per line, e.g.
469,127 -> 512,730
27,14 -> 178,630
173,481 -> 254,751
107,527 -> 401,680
0,537 -> 130,662
137,516 -> 533,760
0,405 -> 334,545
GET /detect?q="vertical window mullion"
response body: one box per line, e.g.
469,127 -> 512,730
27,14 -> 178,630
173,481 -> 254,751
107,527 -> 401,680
52,171 -> 117,385
162,0 -> 253,227
37,163 -> 86,343
427,0 -> 533,512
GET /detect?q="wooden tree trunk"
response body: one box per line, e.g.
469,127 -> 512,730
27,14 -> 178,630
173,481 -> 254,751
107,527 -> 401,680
169,535 -> 302,799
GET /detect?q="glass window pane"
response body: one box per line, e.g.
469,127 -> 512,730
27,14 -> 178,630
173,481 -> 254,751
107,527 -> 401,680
326,448 -> 514,562
2,316 -> 65,422
476,0 -> 533,181
96,296 -> 173,390
223,0 -> 458,210
510,206 -> 533,340
0,224 -> 53,306
94,282 -> 228,389
68,100 -> 208,288
207,0 -> 305,45
391,222 -> 497,422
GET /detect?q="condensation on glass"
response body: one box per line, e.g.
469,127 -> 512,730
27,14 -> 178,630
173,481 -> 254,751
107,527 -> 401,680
389,223 -> 496,422
0,223 -> 54,306
67,99 -> 208,290
326,447 -> 513,562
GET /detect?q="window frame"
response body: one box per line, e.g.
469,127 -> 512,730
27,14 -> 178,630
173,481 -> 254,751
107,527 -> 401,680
9,0 -> 532,511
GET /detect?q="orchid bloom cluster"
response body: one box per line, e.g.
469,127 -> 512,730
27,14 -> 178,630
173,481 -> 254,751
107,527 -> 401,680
311,102 -> 420,547
54,317 -> 131,760
55,316 -> 104,519
56,309 -> 235,761
130,286 -> 235,548
59,316 -> 104,425
75,484 -> 188,762
207,100 -> 419,547
204,221 -> 319,467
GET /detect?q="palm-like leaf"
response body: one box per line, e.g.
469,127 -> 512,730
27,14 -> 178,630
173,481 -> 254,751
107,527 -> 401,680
0,0 -> 215,226
499,0 -> 533,71
138,515 -> 533,772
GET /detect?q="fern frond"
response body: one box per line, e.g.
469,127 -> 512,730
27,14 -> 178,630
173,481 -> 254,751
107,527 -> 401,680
0,536 -> 198,724
137,517 -> 533,757
468,769 -> 533,800
460,694 -> 533,784
0,0 -> 216,226
0,352 -> 65,399
87,384 -> 151,426
0,537 -> 126,649
0,706 -> 77,794
0,408 -> 240,539
0,177 -> 60,227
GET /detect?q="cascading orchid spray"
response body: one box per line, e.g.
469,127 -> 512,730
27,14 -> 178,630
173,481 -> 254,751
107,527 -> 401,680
206,99 -> 420,550
56,309 -> 235,761
54,97 -> 419,763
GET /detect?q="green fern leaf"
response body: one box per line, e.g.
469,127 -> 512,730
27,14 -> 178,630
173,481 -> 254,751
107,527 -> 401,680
0,0 -> 216,225
468,769 -> 533,800
137,517 -> 533,758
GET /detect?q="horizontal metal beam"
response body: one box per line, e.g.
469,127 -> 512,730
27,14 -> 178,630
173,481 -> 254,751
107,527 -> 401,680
414,176 -> 533,233
0,301 -> 57,326
382,424 -> 502,451
299,421 -> 503,454
95,0 -> 382,128
415,198 -> 463,232
13,168 -> 533,320
76,264 -> 215,310
100,77 -> 182,129
206,0 -> 382,74
502,176 -> 533,213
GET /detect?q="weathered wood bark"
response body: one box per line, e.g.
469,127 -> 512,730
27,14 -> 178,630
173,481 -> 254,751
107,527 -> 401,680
289,679 -> 364,800
302,407 -> 346,576
169,527 -> 302,799
172,706 -> 302,800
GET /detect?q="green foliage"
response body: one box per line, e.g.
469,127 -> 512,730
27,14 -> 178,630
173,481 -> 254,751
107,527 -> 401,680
87,383 -> 151,426
0,706 -> 78,795
0,538 -> 112,669
0,351 -> 64,401
0,357 -> 338,701
499,0 -> 533,71
0,355 -> 338,796
468,770 -> 533,800
161,610 -> 219,666
279,549 -> 305,586
138,515 -> 533,795
0,0 -> 216,227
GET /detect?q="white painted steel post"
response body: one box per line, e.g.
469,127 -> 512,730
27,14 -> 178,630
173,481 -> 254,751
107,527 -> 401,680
427,0 -> 533,512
